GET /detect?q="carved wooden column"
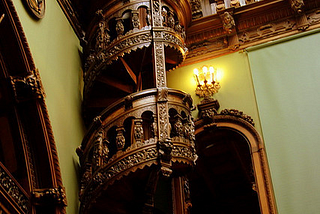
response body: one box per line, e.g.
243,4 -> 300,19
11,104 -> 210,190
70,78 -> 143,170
150,0 -> 172,177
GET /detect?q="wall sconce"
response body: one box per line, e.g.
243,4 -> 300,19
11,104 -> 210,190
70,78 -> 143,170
194,66 -> 221,99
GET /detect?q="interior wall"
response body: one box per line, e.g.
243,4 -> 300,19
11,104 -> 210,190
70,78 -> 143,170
247,30 -> 320,214
167,51 -> 262,134
13,1 -> 84,213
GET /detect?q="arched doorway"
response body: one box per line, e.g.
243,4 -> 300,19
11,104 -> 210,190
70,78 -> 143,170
191,110 -> 277,214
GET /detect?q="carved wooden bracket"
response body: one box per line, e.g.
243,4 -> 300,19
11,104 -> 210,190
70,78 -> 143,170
158,138 -> 173,177
10,69 -> 45,102
197,98 -> 220,124
32,186 -> 67,206
290,0 -> 305,14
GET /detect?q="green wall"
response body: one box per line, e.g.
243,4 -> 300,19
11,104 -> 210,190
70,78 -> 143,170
248,30 -> 320,214
13,1 -> 84,213
167,52 -> 262,133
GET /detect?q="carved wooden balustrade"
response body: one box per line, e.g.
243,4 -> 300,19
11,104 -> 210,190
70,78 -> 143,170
77,88 -> 196,212
83,0 -> 190,114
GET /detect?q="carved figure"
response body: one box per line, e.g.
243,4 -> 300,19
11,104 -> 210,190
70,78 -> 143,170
92,131 -> 104,169
221,12 -> 235,34
167,11 -> 175,28
162,8 -> 168,26
158,138 -> 173,162
116,19 -> 124,36
134,119 -> 144,141
132,12 -> 140,29
174,116 -> 184,137
190,0 -> 203,19
116,127 -> 126,150
102,140 -> 110,164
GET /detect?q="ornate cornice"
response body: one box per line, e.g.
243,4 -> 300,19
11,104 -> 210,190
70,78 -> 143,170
184,0 -> 320,65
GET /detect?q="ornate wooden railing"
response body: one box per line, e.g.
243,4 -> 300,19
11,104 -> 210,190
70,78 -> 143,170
77,88 -> 196,212
83,0 -> 188,97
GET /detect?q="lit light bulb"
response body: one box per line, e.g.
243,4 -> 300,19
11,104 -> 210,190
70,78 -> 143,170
209,67 -> 214,83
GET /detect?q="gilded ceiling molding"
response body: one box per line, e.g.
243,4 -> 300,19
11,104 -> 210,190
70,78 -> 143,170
184,0 -> 320,65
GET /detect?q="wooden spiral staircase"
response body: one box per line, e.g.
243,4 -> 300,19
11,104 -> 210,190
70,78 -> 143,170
77,0 -> 196,213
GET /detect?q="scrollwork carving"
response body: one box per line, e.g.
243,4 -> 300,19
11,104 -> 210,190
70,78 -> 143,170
0,166 -> 29,213
103,147 -> 158,181
134,118 -> 144,142
10,69 -> 45,102
80,163 -> 92,197
132,11 -> 140,29
32,186 -> 67,206
158,102 -> 169,139
157,87 -> 168,102
158,138 -> 173,177
116,127 -> 126,150
220,109 -> 255,126
154,42 -> 166,87
184,117 -> 195,143
171,145 -> 196,162
152,0 -> 162,27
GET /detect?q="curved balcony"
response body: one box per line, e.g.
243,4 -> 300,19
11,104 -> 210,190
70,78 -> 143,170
83,0 -> 188,94
77,88 -> 196,212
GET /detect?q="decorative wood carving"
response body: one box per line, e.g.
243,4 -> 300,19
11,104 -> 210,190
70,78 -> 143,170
184,0 -> 320,65
10,69 -> 45,102
290,0 -> 305,13
195,106 -> 277,214
22,0 -> 45,19
0,163 -> 29,213
1,1 -> 66,213
190,0 -> 202,19
220,109 -> 255,126
79,89 -> 196,213
32,187 -> 67,206
220,11 -> 236,34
